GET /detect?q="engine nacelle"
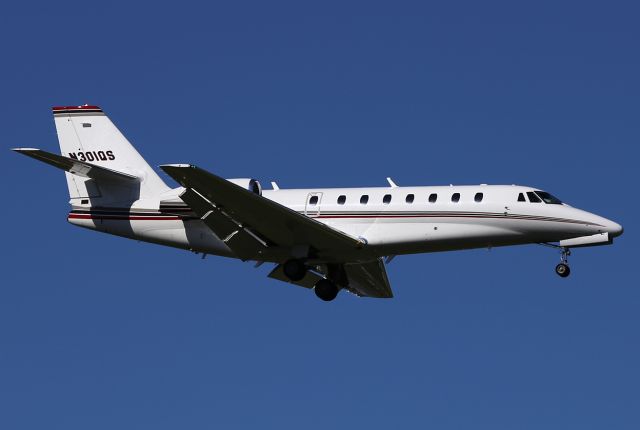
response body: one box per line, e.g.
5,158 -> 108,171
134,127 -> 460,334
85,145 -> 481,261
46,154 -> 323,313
226,178 -> 262,196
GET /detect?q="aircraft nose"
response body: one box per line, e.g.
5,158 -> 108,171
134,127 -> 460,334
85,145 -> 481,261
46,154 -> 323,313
606,220 -> 624,238
584,211 -> 624,238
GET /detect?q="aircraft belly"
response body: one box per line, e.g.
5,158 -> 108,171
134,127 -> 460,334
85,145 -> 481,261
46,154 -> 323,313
363,220 -> 518,246
68,216 -> 235,257
358,216 -> 601,255
135,219 -> 235,256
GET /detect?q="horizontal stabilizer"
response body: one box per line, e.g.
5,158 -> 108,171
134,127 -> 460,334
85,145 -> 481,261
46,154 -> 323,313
12,148 -> 139,183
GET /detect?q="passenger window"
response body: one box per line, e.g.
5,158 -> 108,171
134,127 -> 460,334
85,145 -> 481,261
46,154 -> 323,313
451,193 -> 460,203
309,195 -> 318,205
518,193 -> 526,202
474,192 -> 483,202
428,193 -> 437,203
360,195 -> 369,205
405,194 -> 414,204
527,191 -> 542,203
337,195 -> 346,205
383,194 -> 392,204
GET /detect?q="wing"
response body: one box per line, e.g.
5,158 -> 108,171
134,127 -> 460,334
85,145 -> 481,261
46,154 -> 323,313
160,164 -> 393,298
160,164 -> 368,262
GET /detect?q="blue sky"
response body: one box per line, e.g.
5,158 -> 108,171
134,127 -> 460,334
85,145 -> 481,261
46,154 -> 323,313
1,1 -> 639,428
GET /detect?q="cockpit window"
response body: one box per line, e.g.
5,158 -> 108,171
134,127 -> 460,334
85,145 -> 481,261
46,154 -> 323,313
535,191 -> 563,204
517,193 -> 526,202
526,191 -> 542,203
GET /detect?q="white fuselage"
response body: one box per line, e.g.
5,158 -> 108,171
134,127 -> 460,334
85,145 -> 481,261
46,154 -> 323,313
67,184 -> 623,262
14,104 -> 623,299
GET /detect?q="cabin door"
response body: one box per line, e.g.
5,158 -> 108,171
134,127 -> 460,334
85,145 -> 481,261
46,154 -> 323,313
305,192 -> 323,217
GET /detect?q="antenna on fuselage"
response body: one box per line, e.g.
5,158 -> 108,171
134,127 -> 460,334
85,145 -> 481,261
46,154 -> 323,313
386,177 -> 398,188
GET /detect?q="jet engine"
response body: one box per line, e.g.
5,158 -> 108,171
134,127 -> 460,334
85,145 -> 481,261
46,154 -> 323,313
226,178 -> 262,196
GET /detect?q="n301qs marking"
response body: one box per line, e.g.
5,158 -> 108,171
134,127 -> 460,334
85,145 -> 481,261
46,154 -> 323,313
12,105 -> 623,301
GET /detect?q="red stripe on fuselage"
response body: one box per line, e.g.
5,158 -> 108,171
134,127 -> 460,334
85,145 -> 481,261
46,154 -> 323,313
68,214 -> 181,221
312,214 -> 595,225
53,105 -> 101,111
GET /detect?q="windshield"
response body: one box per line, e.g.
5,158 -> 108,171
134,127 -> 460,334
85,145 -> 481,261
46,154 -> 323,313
535,191 -> 563,204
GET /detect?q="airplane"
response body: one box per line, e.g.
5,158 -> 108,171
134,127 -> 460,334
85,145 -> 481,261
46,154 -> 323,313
12,105 -> 623,301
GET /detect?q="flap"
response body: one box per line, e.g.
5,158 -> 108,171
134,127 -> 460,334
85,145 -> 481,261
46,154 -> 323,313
344,259 -> 394,298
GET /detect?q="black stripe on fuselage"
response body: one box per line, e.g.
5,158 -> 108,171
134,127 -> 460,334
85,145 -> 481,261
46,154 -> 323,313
69,208 -> 600,227
70,209 -> 197,220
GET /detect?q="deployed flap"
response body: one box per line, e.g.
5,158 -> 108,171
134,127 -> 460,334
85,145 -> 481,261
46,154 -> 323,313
344,258 -> 393,298
12,148 -> 139,183
160,164 -> 366,259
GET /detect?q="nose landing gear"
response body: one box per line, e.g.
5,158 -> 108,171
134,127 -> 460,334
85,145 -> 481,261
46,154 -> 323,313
539,243 -> 572,278
555,247 -> 571,278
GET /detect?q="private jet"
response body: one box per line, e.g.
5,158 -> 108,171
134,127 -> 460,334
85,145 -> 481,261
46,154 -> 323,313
12,105 -> 623,301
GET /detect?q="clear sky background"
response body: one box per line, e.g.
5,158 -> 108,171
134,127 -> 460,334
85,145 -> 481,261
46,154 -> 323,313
1,1 -> 638,428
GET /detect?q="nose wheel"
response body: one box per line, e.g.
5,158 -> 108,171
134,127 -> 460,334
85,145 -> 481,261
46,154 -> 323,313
555,262 -> 570,277
555,247 -> 571,278
539,243 -> 573,278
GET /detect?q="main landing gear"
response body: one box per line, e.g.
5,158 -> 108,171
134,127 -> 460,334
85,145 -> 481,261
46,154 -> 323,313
282,259 -> 341,301
283,259 -> 307,281
555,247 -> 571,278
314,279 -> 340,301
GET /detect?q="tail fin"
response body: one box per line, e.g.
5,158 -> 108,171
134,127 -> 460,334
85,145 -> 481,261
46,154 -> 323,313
52,105 -> 169,204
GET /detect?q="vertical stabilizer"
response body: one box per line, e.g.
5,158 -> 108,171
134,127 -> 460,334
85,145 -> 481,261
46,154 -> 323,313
52,105 -> 169,204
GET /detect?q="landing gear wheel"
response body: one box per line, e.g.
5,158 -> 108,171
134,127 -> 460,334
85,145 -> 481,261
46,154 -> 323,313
314,279 -> 339,301
283,259 -> 307,281
555,263 -> 571,278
